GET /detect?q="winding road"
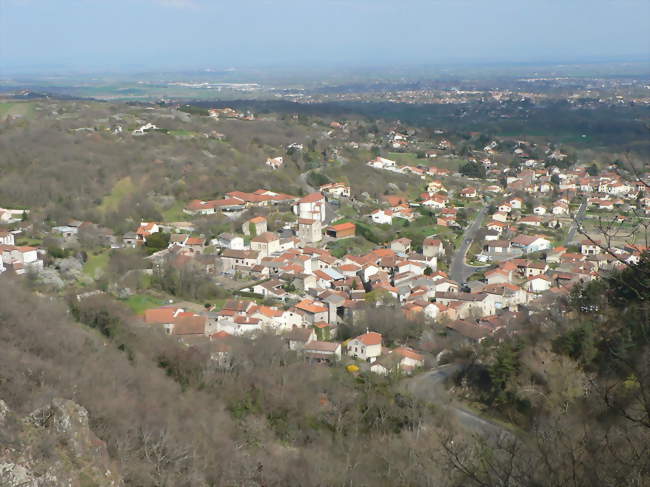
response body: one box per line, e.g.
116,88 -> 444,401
449,204 -> 490,283
406,364 -> 505,437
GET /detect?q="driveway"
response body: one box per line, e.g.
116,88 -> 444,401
449,205 -> 490,283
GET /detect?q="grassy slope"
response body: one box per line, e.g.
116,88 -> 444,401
83,251 -> 110,278
98,176 -> 136,214
122,294 -> 166,315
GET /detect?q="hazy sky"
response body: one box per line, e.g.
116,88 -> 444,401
1,0 -> 649,73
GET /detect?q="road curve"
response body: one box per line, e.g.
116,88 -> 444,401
406,364 -> 505,437
449,204 -> 490,283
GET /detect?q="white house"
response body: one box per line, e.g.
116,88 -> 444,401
0,231 -> 15,246
371,209 -> 393,225
525,275 -> 552,293
320,182 -> 351,198
0,245 -> 43,274
347,331 -> 383,362
250,232 -> 281,257
367,157 -> 397,170
580,240 -> 602,255
132,122 -> 158,135
552,202 -> 569,215
511,235 -> 551,253
214,233 -> 244,250
294,192 -> 326,222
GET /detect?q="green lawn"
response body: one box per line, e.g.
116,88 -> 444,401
122,294 -> 165,315
387,152 -> 421,165
98,176 -> 136,214
212,297 -> 229,311
83,251 -> 110,278
160,200 -> 188,222
327,237 -> 375,258
15,237 -> 43,247
0,101 -> 35,120
168,129 -> 197,137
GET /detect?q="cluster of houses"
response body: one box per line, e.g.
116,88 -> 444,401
366,156 -> 451,179
208,107 -> 255,121
142,298 -> 424,373
0,229 -> 44,275
4,121 -> 649,378
183,188 -> 299,215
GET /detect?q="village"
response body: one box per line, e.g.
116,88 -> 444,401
1,102 -> 648,379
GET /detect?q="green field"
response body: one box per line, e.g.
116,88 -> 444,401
161,200 -> 189,222
98,176 -> 136,214
83,251 -> 110,278
122,294 -> 165,315
387,152 -> 420,165
0,101 -> 36,120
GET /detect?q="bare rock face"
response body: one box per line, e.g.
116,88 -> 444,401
386,182 -> 400,193
0,398 -> 123,487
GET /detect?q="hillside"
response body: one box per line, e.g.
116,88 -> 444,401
1,257 -> 648,485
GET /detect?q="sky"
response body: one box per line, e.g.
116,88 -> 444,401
1,0 -> 649,74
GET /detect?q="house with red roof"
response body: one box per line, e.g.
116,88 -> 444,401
347,331 -> 383,362
183,199 -> 219,215
136,222 -> 159,242
143,306 -> 207,336
371,208 -> 393,225
460,187 -> 478,198
243,216 -> 268,236
295,298 -> 329,325
326,222 -> 356,239
294,192 -> 326,222
320,182 -> 351,198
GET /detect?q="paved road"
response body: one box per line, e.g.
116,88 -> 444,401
406,364 -> 505,437
564,199 -> 588,246
449,204 -> 490,283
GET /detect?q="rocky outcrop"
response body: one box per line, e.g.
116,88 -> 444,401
0,398 -> 122,487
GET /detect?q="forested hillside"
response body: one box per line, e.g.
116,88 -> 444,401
1,256 -> 648,486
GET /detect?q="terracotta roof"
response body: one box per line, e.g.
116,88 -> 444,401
299,192 -> 325,203
252,305 -> 283,318
327,222 -> 356,232
355,331 -> 382,346
251,232 -> 279,243
172,313 -> 206,335
304,340 -> 340,352
144,307 -> 177,324
296,299 -> 328,314
393,346 -> 424,362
